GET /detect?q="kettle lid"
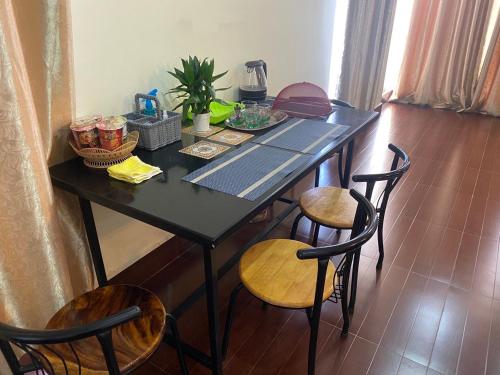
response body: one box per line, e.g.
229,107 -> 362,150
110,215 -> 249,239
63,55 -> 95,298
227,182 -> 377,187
245,60 -> 265,68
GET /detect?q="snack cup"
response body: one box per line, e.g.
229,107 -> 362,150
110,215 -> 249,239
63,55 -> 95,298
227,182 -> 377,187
108,115 -> 128,140
70,115 -> 101,149
97,116 -> 126,151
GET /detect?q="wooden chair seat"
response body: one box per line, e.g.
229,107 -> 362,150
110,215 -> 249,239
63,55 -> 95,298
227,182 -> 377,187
239,239 -> 336,309
40,284 -> 166,374
299,186 -> 357,229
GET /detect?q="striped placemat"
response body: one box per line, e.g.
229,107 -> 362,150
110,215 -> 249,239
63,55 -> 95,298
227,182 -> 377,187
251,118 -> 349,154
182,143 -> 311,201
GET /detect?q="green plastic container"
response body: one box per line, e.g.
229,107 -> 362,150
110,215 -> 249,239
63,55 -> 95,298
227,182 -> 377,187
188,101 -> 238,124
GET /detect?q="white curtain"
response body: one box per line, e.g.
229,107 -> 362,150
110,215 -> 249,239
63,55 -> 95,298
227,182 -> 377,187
337,0 -> 397,110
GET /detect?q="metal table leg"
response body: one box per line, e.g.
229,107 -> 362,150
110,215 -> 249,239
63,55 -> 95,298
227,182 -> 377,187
79,197 -> 108,286
203,245 -> 223,375
165,201 -> 300,372
338,140 -> 355,189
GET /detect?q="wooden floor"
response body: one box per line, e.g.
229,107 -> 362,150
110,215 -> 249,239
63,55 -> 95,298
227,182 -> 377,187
115,103 -> 500,375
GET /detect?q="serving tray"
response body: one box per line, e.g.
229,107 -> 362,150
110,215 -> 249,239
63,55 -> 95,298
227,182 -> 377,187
225,110 -> 288,132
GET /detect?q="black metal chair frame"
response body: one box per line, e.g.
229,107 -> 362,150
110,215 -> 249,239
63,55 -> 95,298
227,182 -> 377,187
314,99 -> 356,189
222,189 -> 378,375
331,99 -> 356,188
292,144 -> 410,315
0,309 -> 188,375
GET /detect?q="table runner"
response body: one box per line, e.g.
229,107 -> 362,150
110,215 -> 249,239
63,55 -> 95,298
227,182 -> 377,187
251,118 -> 349,154
182,143 -> 311,201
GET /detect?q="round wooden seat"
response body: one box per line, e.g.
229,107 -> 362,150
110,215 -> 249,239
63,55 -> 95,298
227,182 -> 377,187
41,285 -> 166,374
239,239 -> 336,308
299,186 -> 357,229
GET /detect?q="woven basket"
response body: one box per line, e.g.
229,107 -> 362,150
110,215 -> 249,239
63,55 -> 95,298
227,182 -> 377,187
69,131 -> 139,169
124,93 -> 181,150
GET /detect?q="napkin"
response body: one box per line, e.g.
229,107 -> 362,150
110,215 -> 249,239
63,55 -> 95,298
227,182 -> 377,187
107,156 -> 162,184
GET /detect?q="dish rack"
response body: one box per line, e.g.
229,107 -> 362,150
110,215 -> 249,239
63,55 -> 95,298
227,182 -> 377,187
69,131 -> 139,169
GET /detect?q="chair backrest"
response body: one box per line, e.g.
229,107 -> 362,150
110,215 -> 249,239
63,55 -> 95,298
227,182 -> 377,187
0,306 -> 141,375
272,82 -> 333,118
352,144 -> 410,214
330,99 -> 355,108
295,189 -> 378,317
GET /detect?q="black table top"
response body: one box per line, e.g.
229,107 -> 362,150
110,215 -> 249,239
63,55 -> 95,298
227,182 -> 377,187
50,107 -> 378,246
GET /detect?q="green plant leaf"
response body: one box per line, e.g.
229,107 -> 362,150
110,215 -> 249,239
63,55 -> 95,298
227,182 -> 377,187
193,56 -> 200,72
182,102 -> 190,120
167,71 -> 185,86
207,59 -> 215,80
183,62 -> 195,83
172,101 -> 184,111
212,71 -> 228,82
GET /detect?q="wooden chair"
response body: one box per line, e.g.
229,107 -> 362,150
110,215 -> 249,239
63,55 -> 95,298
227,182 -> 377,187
222,190 -> 378,375
329,98 -> 355,189
271,82 -> 356,188
0,284 -> 188,375
271,82 -> 355,119
292,144 -> 410,272
330,99 -> 355,109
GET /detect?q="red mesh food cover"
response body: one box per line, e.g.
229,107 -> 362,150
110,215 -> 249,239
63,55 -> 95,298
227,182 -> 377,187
272,82 -> 333,118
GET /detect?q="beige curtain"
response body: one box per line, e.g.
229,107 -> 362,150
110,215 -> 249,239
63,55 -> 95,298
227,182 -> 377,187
337,0 -> 397,110
393,0 -> 498,114
471,13 -> 500,115
0,0 -> 93,369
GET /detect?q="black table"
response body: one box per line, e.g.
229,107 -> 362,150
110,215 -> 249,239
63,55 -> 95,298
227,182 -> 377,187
50,106 -> 378,374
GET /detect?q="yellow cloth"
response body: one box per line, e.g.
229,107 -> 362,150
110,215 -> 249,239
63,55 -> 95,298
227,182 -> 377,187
108,156 -> 162,184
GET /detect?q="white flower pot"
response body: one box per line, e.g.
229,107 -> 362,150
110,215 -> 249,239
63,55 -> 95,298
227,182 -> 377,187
193,112 -> 211,132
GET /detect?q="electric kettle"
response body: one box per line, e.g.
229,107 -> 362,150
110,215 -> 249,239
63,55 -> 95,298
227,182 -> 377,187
239,60 -> 267,101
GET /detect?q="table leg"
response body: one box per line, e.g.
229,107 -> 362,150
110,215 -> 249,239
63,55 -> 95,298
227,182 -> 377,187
203,245 -> 223,375
340,140 -> 355,189
79,197 -> 108,286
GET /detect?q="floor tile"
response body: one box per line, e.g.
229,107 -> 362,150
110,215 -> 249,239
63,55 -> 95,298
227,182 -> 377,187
336,336 -> 377,375
428,286 -> 469,375
403,279 -> 449,367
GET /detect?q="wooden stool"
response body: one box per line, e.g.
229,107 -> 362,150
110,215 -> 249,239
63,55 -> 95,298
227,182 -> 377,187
222,190 -> 378,375
292,144 -> 410,271
0,284 -> 188,375
239,239 -> 336,308
299,186 -> 357,229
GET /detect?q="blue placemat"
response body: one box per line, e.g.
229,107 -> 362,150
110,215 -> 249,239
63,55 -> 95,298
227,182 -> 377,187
251,118 -> 349,154
182,143 -> 311,201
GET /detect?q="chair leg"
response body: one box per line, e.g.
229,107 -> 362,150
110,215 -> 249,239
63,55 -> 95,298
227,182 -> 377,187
290,213 -> 304,240
307,303 -> 322,375
167,314 -> 189,375
348,249 -> 361,313
315,166 -> 320,187
0,341 -> 23,375
312,223 -> 320,247
337,146 -> 344,186
305,307 -> 313,325
376,213 -> 385,270
222,283 -> 243,359
340,256 -> 352,337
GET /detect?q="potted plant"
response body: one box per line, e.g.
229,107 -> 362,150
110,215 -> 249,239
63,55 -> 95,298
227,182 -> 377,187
168,56 -> 229,132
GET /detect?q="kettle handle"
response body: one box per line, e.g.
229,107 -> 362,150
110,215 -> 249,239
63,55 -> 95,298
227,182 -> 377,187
261,60 -> 267,77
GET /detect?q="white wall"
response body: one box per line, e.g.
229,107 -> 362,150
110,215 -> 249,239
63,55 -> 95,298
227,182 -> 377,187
71,0 -> 335,276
